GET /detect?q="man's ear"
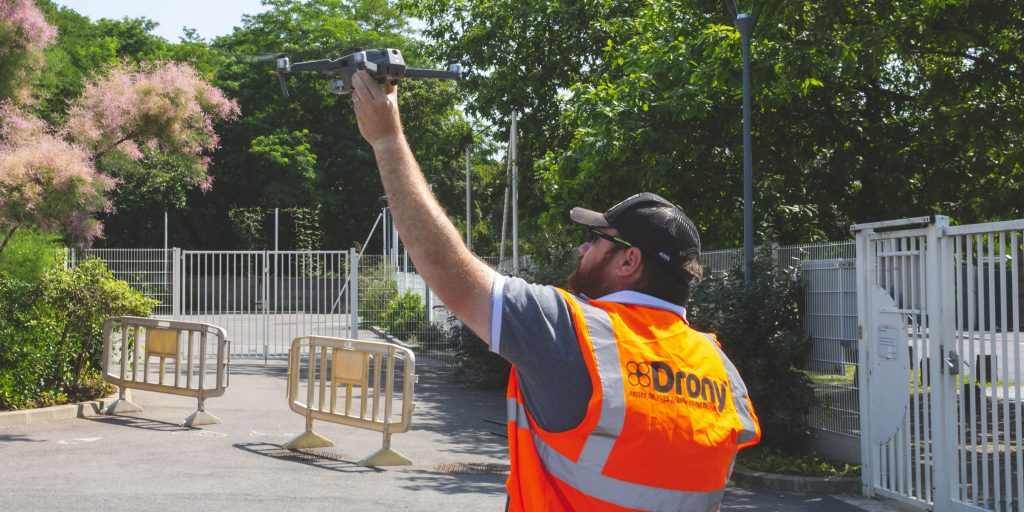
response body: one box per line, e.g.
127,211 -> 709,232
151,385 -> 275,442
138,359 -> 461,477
615,247 -> 644,278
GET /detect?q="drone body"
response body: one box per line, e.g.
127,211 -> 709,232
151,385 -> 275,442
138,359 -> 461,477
275,48 -> 462,96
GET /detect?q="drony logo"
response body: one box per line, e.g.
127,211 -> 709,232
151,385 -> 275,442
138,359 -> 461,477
626,360 -> 728,412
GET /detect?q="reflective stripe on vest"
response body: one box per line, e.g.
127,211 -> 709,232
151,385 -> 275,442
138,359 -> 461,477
575,302 -> 625,472
507,397 -> 724,512
699,333 -> 759,447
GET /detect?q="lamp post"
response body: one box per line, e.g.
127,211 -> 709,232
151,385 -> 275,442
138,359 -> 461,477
735,12 -> 754,287
465,146 -> 472,251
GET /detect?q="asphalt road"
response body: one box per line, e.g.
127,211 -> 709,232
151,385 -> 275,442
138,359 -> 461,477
1,361 -> 877,512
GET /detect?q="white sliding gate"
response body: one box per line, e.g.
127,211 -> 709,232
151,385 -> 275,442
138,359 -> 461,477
854,216 -> 1022,512
171,249 -> 358,358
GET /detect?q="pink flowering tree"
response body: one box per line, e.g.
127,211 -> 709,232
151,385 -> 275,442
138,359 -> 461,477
0,1 -> 240,256
65,61 -> 240,169
0,0 -> 58,104
0,103 -> 114,254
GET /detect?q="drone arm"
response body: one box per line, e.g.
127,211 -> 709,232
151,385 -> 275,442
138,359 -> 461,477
288,59 -> 347,73
403,67 -> 462,81
277,73 -> 290,97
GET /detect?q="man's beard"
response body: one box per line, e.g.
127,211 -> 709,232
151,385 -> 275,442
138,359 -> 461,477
567,251 -> 617,298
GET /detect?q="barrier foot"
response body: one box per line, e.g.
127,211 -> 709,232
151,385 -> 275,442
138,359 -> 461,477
358,447 -> 412,467
282,431 -> 334,450
104,399 -> 143,415
182,410 -> 221,427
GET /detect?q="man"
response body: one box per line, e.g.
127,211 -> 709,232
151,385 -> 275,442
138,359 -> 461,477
351,70 -> 760,511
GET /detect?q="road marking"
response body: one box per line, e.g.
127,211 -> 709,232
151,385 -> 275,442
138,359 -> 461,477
57,437 -> 102,445
249,430 -> 293,438
192,430 -> 227,438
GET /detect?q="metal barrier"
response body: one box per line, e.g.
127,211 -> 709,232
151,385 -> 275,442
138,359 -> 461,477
284,335 -> 417,466
102,316 -> 231,426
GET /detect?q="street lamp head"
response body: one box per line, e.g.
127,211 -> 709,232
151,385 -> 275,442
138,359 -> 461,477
734,12 -> 754,38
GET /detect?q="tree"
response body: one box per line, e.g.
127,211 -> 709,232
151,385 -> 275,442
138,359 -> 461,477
0,0 -> 58,103
188,0 -> 474,251
0,103 -> 113,253
0,0 -> 240,256
407,0 -> 649,252
408,0 -> 1024,251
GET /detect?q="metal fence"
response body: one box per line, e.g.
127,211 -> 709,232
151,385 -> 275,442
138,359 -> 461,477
355,253 -> 510,367
69,248 -> 174,315
71,241 -> 864,438
702,242 -> 861,443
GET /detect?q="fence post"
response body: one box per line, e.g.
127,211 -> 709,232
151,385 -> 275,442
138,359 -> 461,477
349,248 -> 359,340
852,224 -> 874,497
928,217 -> 956,507
172,248 -> 181,318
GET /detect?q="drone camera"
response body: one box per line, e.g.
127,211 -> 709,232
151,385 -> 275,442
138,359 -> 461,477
328,77 -> 346,95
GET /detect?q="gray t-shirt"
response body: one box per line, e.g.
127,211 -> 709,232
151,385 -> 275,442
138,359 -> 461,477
489,275 -> 690,433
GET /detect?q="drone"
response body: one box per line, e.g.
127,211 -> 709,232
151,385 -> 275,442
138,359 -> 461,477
274,48 -> 462,96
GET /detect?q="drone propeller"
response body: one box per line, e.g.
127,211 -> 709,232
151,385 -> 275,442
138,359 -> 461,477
234,52 -> 288,63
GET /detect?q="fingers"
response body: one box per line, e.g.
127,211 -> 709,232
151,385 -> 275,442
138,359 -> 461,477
353,70 -> 382,102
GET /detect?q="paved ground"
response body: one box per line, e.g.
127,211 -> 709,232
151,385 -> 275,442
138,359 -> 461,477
1,360 -> 881,511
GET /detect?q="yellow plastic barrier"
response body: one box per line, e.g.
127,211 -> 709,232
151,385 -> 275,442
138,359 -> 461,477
284,336 -> 417,466
102,316 -> 230,426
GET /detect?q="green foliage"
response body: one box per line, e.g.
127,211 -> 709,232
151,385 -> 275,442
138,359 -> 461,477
228,207 -> 265,249
96,149 -> 210,247
411,0 -> 1024,251
738,446 -> 861,478
0,259 -> 156,410
247,129 -> 320,207
0,227 -> 63,283
358,260 -> 398,325
382,290 -> 425,335
171,0 -> 479,251
688,245 -> 816,451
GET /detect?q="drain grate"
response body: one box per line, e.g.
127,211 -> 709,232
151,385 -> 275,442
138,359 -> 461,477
433,462 -> 510,475
265,448 -> 348,462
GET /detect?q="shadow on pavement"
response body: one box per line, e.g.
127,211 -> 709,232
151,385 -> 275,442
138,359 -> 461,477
233,442 -> 384,474
228,360 -> 290,379
722,487 -> 866,511
411,367 -> 508,459
0,434 -> 44,443
85,414 -> 194,432
397,468 -> 507,496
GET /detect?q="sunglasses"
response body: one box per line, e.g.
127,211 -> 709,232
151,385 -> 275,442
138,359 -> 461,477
586,228 -> 633,249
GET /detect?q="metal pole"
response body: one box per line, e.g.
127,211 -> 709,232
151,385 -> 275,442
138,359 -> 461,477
383,207 -> 389,258
164,211 -> 169,312
736,13 -> 754,286
274,208 -> 280,251
349,248 -> 359,340
510,113 -> 519,274
466,146 -> 472,250
499,175 -> 510,265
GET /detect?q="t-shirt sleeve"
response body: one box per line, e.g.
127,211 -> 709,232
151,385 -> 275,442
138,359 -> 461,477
490,275 -> 591,433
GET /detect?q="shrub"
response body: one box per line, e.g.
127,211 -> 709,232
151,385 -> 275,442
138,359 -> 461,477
738,446 -> 861,477
687,245 -> 817,452
0,258 -> 157,410
383,290 -> 426,336
358,259 -> 398,326
0,274 -> 60,409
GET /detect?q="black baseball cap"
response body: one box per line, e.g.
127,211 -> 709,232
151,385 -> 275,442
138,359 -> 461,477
570,193 -> 701,269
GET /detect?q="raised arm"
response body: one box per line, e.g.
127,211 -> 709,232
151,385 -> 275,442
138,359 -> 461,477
350,70 -> 496,343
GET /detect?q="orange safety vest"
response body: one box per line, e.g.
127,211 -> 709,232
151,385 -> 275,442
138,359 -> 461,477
505,289 -> 760,512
